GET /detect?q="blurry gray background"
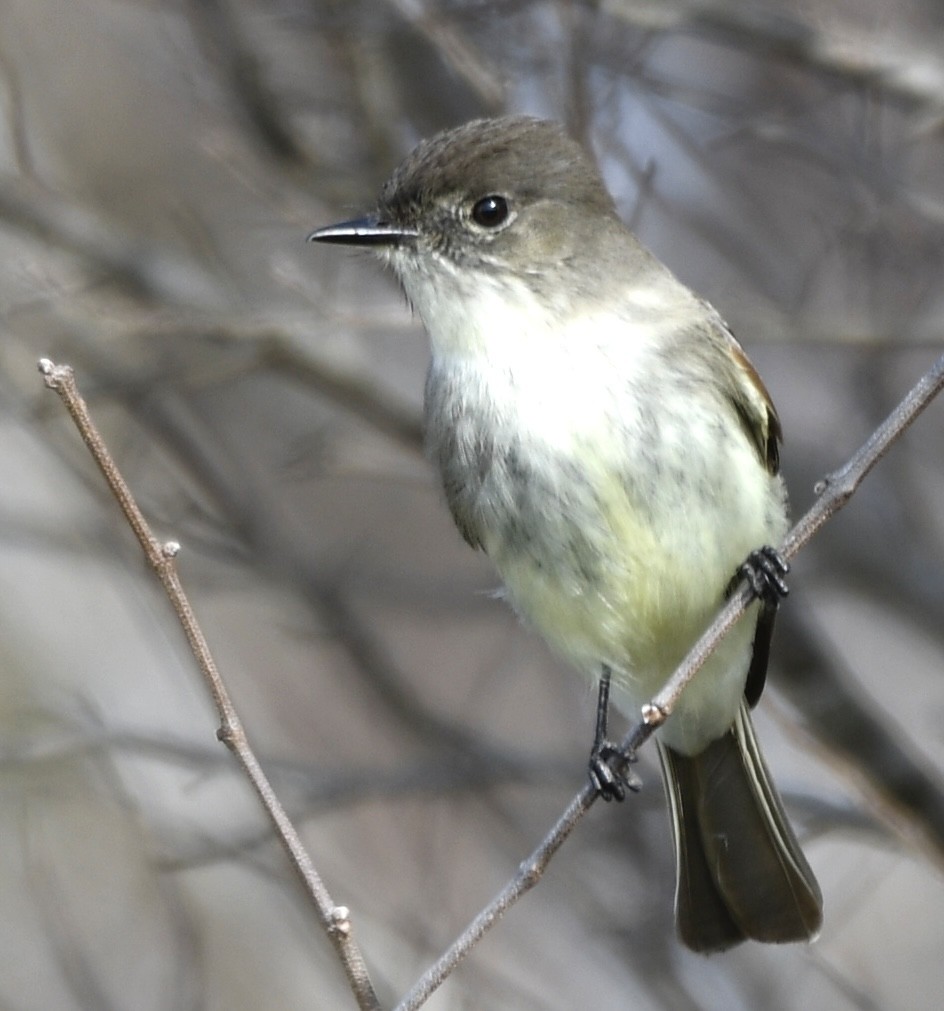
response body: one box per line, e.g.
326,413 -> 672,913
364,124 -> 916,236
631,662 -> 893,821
2,1 -> 944,1008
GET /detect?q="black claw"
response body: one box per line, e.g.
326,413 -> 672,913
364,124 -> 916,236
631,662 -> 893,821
589,742 -> 642,802
733,545 -> 790,605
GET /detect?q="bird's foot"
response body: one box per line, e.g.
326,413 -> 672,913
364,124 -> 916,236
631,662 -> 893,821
589,741 -> 642,802
732,545 -> 789,606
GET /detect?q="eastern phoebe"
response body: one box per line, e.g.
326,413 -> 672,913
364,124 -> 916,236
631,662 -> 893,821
309,116 -> 822,952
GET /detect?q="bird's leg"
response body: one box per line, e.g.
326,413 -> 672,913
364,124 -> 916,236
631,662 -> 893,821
588,665 -> 642,801
733,546 -> 790,707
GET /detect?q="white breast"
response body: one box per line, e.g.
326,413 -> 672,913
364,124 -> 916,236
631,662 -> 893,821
409,256 -> 786,753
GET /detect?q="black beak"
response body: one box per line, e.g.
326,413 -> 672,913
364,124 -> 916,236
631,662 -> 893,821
307,215 -> 418,247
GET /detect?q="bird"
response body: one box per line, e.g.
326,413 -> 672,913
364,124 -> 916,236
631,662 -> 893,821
309,115 -> 823,952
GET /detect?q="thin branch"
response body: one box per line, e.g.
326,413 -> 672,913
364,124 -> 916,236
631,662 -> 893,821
383,0 -> 507,110
186,0 -> 311,169
240,326 -> 425,451
600,0 -> 944,112
396,349 -> 944,1011
85,320 -> 425,452
778,604 -> 944,867
0,51 -> 36,177
0,175 -> 221,306
37,358 -> 381,1011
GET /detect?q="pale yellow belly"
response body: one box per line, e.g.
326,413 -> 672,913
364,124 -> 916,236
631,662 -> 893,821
487,468 -> 777,754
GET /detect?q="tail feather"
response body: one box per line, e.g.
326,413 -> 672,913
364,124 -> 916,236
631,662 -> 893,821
660,703 -> 822,952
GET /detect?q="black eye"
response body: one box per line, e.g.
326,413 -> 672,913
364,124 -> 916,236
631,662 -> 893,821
471,195 -> 510,228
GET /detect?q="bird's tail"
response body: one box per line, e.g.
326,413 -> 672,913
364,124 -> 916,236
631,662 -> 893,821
659,702 -> 823,952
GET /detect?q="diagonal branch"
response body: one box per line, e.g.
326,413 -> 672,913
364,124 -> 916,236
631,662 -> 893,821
395,349 -> 944,1011
37,358 -> 382,1011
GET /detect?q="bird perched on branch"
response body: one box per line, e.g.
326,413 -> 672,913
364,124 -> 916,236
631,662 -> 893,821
310,115 -> 822,952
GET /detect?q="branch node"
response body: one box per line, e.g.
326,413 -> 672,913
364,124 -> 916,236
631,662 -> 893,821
216,720 -> 241,747
641,703 -> 666,727
814,465 -> 856,501
37,356 -> 72,389
330,906 -> 352,937
162,540 -> 181,559
517,857 -> 542,890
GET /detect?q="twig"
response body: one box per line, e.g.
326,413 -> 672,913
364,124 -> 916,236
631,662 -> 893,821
601,0 -> 944,112
382,0 -> 506,110
37,358 -> 382,1011
186,0 -> 310,168
0,174 -> 221,305
396,349 -> 944,1011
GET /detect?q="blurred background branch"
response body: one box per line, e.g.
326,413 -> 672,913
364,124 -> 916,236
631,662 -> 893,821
2,1 -> 943,1008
